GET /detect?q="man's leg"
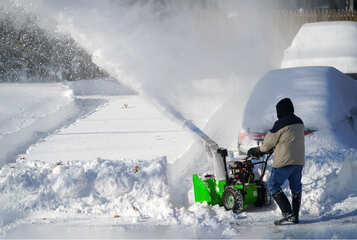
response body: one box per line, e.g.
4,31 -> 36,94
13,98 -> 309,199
288,165 -> 303,223
269,167 -> 293,218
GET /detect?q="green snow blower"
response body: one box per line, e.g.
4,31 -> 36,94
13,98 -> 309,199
159,103 -> 272,213
192,148 -> 272,213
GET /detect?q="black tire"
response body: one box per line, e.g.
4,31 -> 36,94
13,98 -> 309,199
255,182 -> 272,207
222,186 -> 244,213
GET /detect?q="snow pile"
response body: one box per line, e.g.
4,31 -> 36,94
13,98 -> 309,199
0,157 -> 173,229
175,203 -> 241,236
242,67 -> 357,138
66,78 -> 136,96
0,83 -> 80,167
281,21 -> 357,73
301,133 -> 357,218
0,156 -> 243,234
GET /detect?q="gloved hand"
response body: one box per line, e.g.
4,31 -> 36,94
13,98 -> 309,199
247,147 -> 263,158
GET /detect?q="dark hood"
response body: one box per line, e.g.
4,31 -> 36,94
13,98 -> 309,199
276,98 -> 294,119
271,98 -> 303,133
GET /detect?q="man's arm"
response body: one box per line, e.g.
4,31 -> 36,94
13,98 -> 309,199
259,130 -> 280,153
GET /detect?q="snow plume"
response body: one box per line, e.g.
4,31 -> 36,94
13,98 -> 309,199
9,0 -> 277,127
7,0 -> 279,206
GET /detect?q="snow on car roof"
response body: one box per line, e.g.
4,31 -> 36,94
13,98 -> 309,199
242,66 -> 357,134
281,21 -> 357,73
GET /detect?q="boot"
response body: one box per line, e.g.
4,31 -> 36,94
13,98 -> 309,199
272,190 -> 292,218
290,192 -> 301,224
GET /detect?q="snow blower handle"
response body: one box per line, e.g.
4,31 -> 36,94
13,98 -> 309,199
245,152 -> 272,182
259,152 -> 272,182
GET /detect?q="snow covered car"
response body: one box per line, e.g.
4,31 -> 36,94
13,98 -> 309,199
238,66 -> 357,154
281,21 -> 357,79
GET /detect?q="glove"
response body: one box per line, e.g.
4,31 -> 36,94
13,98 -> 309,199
247,147 -> 263,158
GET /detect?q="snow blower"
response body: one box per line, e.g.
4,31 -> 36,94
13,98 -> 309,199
192,147 -> 272,213
155,100 -> 272,213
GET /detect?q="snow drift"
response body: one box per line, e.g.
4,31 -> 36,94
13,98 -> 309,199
281,21 -> 357,74
0,157 -> 171,230
0,156 -> 241,235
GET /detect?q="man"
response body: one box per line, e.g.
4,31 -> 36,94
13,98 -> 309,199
248,98 -> 304,224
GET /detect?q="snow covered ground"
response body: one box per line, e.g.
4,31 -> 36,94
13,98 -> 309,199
1,1 -> 357,238
1,76 -> 357,238
24,95 -> 192,163
0,83 -> 106,168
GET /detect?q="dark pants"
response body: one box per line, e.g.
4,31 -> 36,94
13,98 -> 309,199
268,165 -> 303,195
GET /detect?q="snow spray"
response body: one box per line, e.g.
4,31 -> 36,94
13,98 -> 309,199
4,0 -> 280,206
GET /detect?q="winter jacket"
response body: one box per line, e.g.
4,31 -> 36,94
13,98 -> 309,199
259,98 -> 305,168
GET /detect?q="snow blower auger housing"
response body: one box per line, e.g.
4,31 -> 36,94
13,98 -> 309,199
192,148 -> 272,213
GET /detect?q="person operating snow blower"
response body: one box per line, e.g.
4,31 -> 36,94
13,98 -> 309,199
247,98 -> 304,225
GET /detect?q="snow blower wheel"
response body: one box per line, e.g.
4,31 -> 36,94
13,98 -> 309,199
222,186 -> 244,213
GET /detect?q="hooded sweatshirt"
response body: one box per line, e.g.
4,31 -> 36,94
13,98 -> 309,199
259,98 -> 305,168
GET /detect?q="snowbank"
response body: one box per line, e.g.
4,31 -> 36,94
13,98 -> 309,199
0,83 -> 80,167
300,131 -> 357,218
242,67 -> 357,138
281,21 -> 357,74
0,157 -> 171,221
0,156 -> 240,234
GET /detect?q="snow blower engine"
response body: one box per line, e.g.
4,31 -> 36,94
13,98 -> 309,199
192,147 -> 272,213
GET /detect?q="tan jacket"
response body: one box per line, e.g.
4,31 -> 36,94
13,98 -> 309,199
259,123 -> 305,168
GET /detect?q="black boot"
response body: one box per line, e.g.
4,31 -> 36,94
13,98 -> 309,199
273,190 -> 293,225
290,192 -> 301,224
273,190 -> 292,217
